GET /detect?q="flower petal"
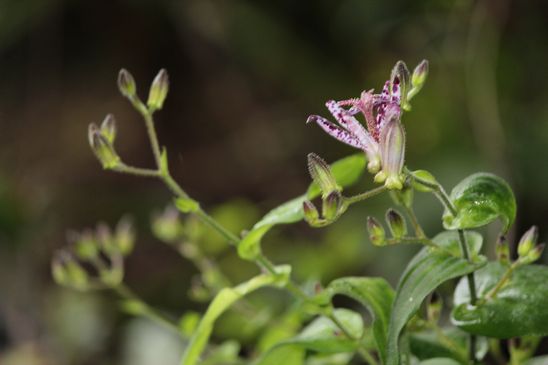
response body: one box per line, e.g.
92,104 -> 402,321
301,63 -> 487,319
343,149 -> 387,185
325,100 -> 371,145
307,115 -> 363,149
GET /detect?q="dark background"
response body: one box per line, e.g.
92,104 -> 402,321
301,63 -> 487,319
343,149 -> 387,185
1,0 -> 547,364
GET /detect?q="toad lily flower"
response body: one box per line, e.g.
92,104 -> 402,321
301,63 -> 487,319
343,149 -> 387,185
307,61 -> 421,190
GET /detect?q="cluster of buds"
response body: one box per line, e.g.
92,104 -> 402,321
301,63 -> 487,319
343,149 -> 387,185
88,68 -> 170,169
366,208 -> 408,246
52,218 -> 135,290
151,206 -> 185,243
302,153 -> 346,227
516,226 -> 545,264
307,60 -> 428,190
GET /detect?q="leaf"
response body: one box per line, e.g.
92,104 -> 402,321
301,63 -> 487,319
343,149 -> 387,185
386,231 -> 486,365
253,195 -> 309,229
419,358 -> 461,365
307,153 -> 366,199
237,224 -> 270,260
442,173 -> 516,233
181,266 -> 291,365
257,346 -> 304,365
452,262 -> 548,338
325,277 -> 394,361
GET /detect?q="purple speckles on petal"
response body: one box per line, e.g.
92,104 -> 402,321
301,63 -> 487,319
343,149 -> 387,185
307,115 -> 364,149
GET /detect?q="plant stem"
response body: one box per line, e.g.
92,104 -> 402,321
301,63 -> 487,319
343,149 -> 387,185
114,283 -> 182,336
481,261 -> 518,303
114,163 -> 160,178
345,185 -> 387,205
458,229 -> 478,304
402,204 -> 426,238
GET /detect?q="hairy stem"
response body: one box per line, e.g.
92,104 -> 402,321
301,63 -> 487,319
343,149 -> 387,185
402,204 -> 426,238
345,185 -> 387,205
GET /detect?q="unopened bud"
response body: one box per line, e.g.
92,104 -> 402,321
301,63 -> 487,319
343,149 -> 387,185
147,69 -> 169,111
65,255 -> 89,290
52,253 -> 68,286
308,153 -> 341,198
322,191 -> 342,220
302,200 -> 319,223
390,60 -> 410,108
379,110 -> 405,190
152,207 -> 183,243
73,230 -> 99,260
100,114 -> 117,144
518,226 -> 538,258
519,243 -> 545,265
495,235 -> 510,265
386,209 -> 407,239
88,124 -> 120,169
407,60 -> 429,101
96,223 -> 116,255
115,217 -> 135,256
118,68 -> 136,99
367,216 -> 386,246
427,295 -> 442,324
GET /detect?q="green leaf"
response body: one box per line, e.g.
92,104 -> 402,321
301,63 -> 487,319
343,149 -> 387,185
386,231 -> 486,365
257,346 -> 304,365
442,173 -> 516,233
181,266 -> 291,365
253,195 -> 308,230
307,153 -> 366,198
419,358 -> 461,365
175,197 -> 200,213
237,224 -> 270,260
325,277 -> 394,361
452,262 -> 548,338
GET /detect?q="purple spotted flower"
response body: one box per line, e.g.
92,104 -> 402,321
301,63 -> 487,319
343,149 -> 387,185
307,61 -> 413,189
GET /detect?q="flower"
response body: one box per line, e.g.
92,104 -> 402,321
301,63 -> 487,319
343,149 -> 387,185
307,61 -> 412,189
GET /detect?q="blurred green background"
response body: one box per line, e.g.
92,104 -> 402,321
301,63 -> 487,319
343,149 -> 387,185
0,0 -> 547,364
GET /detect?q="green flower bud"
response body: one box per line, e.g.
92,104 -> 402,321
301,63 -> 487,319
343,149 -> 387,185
526,243 -> 545,264
426,294 -> 442,324
115,217 -> 135,256
407,60 -> 429,102
386,208 -> 407,239
88,123 -> 120,169
100,114 -> 117,144
367,216 -> 386,246
518,226 -> 538,258
308,153 -> 341,198
118,68 -> 136,99
64,254 -> 89,290
152,207 -> 183,243
147,69 -> 169,111
302,200 -> 319,224
322,191 -> 342,221
96,223 -> 116,255
73,230 -> 99,260
390,60 -> 410,109
52,252 -> 68,286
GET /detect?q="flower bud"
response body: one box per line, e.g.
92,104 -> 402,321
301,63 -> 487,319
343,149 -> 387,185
495,235 -> 510,265
115,217 -> 135,256
308,153 -> 341,198
527,243 -> 545,264
118,68 -> 136,99
322,191 -> 342,221
386,208 -> 407,239
367,216 -> 386,246
64,254 -> 89,290
518,226 -> 538,258
426,294 -> 442,324
302,200 -> 319,224
96,223 -> 116,255
379,109 -> 405,190
407,60 -> 429,101
100,114 -> 117,144
152,207 -> 183,243
52,252 -> 68,286
411,169 -> 438,192
73,230 -> 99,260
390,60 -> 410,108
88,124 -> 120,169
147,69 -> 169,111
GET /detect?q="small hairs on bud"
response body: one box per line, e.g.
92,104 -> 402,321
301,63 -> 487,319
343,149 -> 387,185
308,153 -> 341,198
367,216 -> 386,246
147,69 -> 169,111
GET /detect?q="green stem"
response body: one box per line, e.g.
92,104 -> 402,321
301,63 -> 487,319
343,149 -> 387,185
481,261 -> 519,304
114,283 -> 182,336
402,204 -> 426,238
345,185 -> 387,205
114,163 -> 160,178
458,229 -> 478,305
